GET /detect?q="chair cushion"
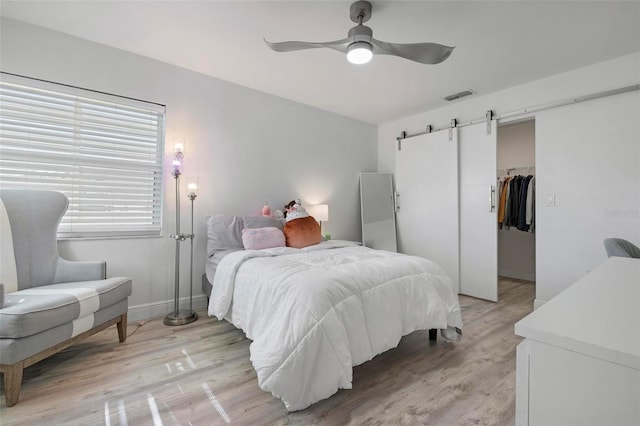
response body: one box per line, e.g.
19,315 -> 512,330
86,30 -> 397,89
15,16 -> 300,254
0,298 -> 128,365
0,277 -> 131,339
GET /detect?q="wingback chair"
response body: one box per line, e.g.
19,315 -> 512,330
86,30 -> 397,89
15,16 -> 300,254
0,190 -> 132,406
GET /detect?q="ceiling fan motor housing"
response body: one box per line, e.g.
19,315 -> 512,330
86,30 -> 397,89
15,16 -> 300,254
348,24 -> 373,44
346,24 -> 373,64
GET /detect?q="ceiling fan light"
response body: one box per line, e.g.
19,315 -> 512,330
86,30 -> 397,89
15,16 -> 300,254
347,42 -> 372,64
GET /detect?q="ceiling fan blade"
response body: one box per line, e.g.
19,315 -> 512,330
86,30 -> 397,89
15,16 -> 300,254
370,39 -> 454,64
264,38 -> 350,54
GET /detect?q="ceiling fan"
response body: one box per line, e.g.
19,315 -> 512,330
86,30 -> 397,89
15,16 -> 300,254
264,1 -> 454,65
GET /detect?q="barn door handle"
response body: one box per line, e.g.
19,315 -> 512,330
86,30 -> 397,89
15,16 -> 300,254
489,185 -> 496,212
394,191 -> 400,212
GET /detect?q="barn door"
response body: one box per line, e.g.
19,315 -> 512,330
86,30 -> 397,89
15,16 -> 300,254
459,120 -> 498,301
395,128 -> 460,291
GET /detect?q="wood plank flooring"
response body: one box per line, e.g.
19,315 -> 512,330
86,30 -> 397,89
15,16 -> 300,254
0,278 -> 534,425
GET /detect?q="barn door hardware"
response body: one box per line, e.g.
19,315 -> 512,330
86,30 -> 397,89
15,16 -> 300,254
449,119 -> 457,141
486,110 -> 494,134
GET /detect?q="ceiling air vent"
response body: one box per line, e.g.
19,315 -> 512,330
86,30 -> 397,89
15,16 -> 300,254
444,90 -> 475,102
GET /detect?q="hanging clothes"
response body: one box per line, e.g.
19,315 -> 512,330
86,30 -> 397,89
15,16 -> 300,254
497,173 -> 535,233
517,175 -> 533,231
498,176 -> 511,228
528,176 -> 536,233
505,176 -> 520,229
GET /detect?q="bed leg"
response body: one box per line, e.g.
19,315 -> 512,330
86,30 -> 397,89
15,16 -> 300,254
429,328 -> 437,341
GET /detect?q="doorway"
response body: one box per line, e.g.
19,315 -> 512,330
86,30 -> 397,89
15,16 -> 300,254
497,119 -> 536,297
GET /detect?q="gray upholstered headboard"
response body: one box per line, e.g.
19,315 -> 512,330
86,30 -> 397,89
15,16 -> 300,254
206,214 -> 283,258
203,214 -> 284,298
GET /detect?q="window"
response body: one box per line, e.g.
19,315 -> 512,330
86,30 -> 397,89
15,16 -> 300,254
0,73 -> 165,238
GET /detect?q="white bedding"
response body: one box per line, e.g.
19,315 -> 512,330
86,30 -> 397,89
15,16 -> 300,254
207,240 -> 463,411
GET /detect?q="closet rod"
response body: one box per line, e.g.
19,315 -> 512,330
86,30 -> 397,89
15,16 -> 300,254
397,84 -> 640,141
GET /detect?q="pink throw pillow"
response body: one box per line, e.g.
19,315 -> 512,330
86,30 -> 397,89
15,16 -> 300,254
242,227 -> 286,250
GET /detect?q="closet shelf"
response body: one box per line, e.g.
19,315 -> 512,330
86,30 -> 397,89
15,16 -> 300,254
498,165 -> 535,177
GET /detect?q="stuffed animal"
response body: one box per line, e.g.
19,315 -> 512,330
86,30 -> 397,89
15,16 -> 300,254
274,209 -> 286,224
283,198 -> 309,222
261,201 -> 272,217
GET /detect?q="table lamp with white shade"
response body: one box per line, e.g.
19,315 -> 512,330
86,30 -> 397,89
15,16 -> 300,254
308,204 -> 329,237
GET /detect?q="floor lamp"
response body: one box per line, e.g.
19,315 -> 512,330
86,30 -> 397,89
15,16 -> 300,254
165,142 -> 198,326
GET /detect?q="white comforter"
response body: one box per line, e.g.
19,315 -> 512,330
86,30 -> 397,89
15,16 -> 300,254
207,240 -> 463,411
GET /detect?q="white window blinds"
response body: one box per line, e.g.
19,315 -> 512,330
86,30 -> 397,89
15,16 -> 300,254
0,74 -> 165,238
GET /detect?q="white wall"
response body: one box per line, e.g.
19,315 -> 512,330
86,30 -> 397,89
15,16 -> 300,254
535,91 -> 639,303
379,53 -> 640,305
497,120 -> 536,169
497,120 -> 536,282
0,18 -> 378,319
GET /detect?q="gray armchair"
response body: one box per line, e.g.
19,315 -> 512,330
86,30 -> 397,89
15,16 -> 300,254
0,190 -> 132,406
603,238 -> 640,258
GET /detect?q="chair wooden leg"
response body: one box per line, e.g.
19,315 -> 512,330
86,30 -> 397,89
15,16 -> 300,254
117,313 -> 128,342
3,362 -> 24,407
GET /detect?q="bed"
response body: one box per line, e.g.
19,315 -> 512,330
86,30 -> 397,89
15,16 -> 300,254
204,214 -> 463,411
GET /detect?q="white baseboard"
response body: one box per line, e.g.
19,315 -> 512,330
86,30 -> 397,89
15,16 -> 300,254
128,295 -> 209,322
498,269 -> 536,282
533,299 -> 546,310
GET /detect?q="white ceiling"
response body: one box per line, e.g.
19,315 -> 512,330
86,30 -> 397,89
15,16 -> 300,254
1,1 -> 639,124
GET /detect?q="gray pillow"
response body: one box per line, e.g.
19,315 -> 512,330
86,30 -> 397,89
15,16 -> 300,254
243,215 -> 283,230
206,215 -> 244,257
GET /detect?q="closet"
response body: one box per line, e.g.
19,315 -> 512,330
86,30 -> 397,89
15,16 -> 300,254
395,118 -> 531,303
396,121 -> 498,299
497,120 -> 536,285
394,85 -> 638,307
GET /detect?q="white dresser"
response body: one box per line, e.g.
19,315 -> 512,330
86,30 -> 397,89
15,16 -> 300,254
515,257 -> 640,426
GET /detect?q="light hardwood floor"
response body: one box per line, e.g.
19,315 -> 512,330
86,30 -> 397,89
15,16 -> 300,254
1,278 -> 534,425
